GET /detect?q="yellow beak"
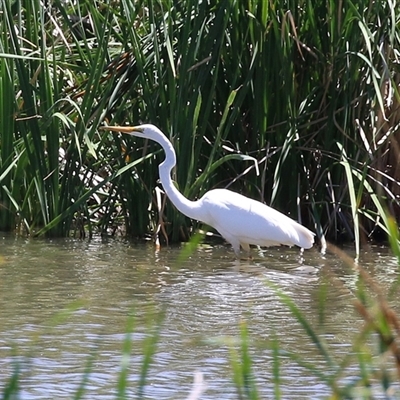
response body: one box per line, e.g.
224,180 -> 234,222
100,125 -> 144,134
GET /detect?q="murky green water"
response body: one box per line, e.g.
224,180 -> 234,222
0,234 -> 398,399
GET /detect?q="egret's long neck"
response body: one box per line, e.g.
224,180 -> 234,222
156,134 -> 203,221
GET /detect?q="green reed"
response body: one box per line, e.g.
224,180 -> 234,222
0,0 -> 399,249
99,0 -> 400,246
0,0 -> 121,236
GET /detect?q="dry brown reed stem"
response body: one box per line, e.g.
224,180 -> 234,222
328,243 -> 400,379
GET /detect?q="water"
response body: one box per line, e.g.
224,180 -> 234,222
0,234 -> 399,399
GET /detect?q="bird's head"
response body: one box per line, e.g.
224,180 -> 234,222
100,124 -> 165,142
100,125 -> 144,135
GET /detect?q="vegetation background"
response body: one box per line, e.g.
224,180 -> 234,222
1,0 -> 400,250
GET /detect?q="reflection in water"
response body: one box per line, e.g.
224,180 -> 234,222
0,234 -> 398,399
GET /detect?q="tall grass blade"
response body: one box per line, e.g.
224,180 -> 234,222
338,143 -> 360,256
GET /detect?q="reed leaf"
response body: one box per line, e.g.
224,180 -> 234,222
338,143 -> 360,256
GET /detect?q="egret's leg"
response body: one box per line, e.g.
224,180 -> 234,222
231,242 -> 241,258
214,228 -> 241,258
240,242 -> 252,260
240,242 -> 250,252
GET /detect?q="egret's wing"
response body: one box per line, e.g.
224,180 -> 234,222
201,189 -> 314,249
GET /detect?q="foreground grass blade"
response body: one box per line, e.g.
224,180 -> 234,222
116,313 -> 135,400
136,311 -> 164,399
271,334 -> 281,400
267,280 -> 335,370
2,361 -> 20,400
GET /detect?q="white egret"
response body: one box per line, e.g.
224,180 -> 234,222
103,124 -> 314,256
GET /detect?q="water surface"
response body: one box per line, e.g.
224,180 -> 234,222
0,235 -> 398,399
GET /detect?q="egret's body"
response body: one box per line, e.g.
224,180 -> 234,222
104,124 -> 314,256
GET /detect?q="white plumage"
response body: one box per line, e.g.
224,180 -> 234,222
103,124 -> 315,256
